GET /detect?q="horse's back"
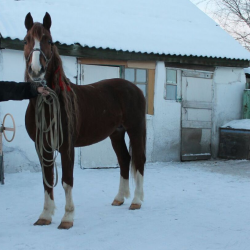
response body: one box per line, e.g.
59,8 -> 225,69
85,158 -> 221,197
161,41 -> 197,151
72,78 -> 146,146
73,78 -> 146,120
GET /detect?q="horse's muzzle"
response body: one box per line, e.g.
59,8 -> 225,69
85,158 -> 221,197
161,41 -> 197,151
28,65 -> 46,81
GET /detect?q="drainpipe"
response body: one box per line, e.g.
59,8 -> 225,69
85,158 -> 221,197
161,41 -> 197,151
0,33 -> 3,50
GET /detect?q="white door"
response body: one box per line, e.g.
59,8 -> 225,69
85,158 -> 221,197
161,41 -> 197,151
181,70 -> 214,161
80,64 -> 120,168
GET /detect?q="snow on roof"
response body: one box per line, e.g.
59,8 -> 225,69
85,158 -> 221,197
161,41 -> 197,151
221,119 -> 250,130
244,68 -> 250,74
1,0 -> 250,60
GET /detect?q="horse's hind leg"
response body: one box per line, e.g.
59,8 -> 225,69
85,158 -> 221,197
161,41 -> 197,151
110,128 -> 131,206
127,124 -> 146,210
58,146 -> 75,230
34,151 -> 55,226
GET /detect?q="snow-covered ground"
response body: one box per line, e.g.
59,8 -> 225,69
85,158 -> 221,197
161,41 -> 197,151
1,160 -> 250,250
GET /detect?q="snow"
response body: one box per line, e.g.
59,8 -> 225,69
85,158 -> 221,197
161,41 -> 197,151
221,119 -> 250,130
1,160 -> 250,250
0,0 -> 250,60
245,68 -> 250,74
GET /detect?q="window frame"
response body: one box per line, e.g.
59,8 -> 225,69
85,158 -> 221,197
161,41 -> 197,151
125,67 -> 148,94
77,58 -> 155,115
164,67 -> 182,102
124,67 -> 148,113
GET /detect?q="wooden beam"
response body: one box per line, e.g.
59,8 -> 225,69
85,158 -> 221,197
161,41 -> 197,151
127,61 -> 156,69
78,58 -> 127,66
148,69 -> 155,115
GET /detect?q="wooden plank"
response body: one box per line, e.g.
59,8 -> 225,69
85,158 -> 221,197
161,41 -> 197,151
78,59 -> 156,69
182,153 -> 211,161
182,120 -> 212,129
147,69 -> 155,115
0,155 -> 4,184
182,101 -> 212,109
165,62 -> 215,72
182,70 -> 213,79
127,61 -> 156,69
78,58 -> 127,66
243,89 -> 250,119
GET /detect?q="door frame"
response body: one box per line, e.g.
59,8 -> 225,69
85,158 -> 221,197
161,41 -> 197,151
181,69 -> 214,161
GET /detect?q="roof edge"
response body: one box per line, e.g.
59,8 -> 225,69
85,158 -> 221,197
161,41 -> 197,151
1,37 -> 249,68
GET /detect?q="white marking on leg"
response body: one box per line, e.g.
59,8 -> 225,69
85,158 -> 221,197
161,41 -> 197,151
61,182 -> 74,223
131,170 -> 144,205
114,175 -> 130,202
31,39 -> 42,74
39,191 -> 55,221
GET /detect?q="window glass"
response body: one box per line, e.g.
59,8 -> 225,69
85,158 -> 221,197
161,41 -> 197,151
136,84 -> 147,97
136,69 -> 147,83
125,68 -> 135,82
166,85 -> 177,100
166,69 -> 177,84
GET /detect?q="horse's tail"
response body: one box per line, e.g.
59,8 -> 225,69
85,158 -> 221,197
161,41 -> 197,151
129,118 -> 146,180
128,142 -> 135,178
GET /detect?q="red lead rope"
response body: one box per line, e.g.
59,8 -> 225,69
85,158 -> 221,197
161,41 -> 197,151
54,66 -> 71,91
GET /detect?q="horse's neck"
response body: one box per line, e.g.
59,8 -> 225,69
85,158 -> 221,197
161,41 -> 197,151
45,73 -> 54,89
46,57 -> 62,89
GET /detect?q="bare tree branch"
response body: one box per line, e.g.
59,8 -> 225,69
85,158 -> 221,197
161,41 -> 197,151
192,0 -> 250,51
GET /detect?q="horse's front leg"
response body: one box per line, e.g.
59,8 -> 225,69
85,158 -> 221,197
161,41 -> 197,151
58,146 -> 75,230
34,151 -> 55,226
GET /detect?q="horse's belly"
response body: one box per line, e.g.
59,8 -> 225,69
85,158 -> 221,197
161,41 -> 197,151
74,116 -> 119,147
74,127 -> 115,147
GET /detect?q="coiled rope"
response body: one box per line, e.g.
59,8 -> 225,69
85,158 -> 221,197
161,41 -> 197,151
35,86 -> 63,188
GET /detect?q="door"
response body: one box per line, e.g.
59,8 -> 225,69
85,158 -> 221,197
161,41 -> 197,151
80,64 -> 120,168
181,70 -> 213,161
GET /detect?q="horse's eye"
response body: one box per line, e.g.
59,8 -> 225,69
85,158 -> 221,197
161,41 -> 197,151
24,40 -> 27,45
48,40 -> 52,44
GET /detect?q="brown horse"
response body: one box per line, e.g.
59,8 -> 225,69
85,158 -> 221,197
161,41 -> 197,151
24,12 -> 146,229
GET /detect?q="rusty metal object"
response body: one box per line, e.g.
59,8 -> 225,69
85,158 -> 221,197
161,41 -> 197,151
0,113 -> 16,184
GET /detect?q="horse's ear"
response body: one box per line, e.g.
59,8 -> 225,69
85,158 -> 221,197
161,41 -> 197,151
25,12 -> 33,31
43,12 -> 52,31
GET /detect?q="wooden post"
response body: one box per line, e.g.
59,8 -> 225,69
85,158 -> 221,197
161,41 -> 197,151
243,89 -> 250,119
0,126 -> 4,184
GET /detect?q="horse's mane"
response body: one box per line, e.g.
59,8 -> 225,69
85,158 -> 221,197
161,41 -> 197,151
25,24 -> 79,155
50,46 -> 79,153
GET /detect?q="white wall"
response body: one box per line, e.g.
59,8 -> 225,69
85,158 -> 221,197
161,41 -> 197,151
0,49 -> 77,173
0,49 -> 35,173
0,49 -> 156,172
152,62 -> 181,162
0,49 -> 246,172
211,67 -> 246,157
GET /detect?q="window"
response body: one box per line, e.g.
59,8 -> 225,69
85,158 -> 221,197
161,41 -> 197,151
165,68 -> 177,100
125,68 -> 147,98
77,58 -> 155,115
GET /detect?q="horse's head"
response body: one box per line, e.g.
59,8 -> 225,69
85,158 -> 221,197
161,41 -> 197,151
24,12 -> 53,82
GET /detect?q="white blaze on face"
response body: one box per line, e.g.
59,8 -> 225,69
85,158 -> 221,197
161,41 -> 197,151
31,38 -> 42,74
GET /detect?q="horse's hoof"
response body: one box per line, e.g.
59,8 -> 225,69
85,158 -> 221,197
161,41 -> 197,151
58,221 -> 73,230
112,200 -> 124,206
129,203 -> 141,210
34,219 -> 51,226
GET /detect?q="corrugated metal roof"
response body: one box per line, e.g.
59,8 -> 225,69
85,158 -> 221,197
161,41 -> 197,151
0,0 -> 250,60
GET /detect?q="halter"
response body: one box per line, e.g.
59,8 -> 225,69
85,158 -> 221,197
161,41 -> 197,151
26,47 -> 53,79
